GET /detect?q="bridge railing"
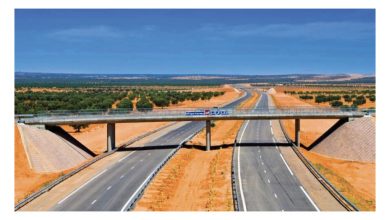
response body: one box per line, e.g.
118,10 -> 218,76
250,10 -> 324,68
25,106 -> 370,120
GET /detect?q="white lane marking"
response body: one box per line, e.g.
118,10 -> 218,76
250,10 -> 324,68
118,151 -> 135,163
237,120 -> 250,212
279,153 -> 294,176
58,169 -> 108,204
91,200 -> 97,205
140,159 -> 144,162
270,121 -> 272,126
261,162 -> 264,166
300,186 -> 320,211
274,193 -> 278,199
258,149 -> 260,153
147,153 -> 151,156
272,137 -> 276,143
120,174 -> 125,179
106,186 -> 112,191
264,169 -> 267,174
270,127 -> 274,135
130,166 -> 135,170
121,132 -> 195,211
267,179 -> 270,184
259,155 -> 262,159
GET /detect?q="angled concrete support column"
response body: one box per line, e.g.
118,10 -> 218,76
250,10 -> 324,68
107,123 -> 116,152
295,119 -> 300,147
206,120 -> 211,151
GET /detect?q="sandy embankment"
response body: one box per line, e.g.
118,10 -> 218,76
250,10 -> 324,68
134,91 -> 260,211
15,85 -> 240,204
271,90 -> 375,211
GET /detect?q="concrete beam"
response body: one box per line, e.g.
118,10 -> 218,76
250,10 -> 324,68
107,123 -> 116,152
295,119 -> 300,147
206,120 -> 211,151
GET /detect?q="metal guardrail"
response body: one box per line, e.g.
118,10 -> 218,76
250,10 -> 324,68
277,119 -> 359,211
231,123 -> 244,211
14,122 -> 176,211
18,107 -> 367,125
123,90 -> 249,211
122,126 -> 204,211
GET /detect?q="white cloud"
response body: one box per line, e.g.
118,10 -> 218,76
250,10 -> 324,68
199,22 -> 374,40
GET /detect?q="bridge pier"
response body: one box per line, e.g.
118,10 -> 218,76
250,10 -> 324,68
295,119 -> 300,147
206,120 -> 211,151
107,123 -> 116,152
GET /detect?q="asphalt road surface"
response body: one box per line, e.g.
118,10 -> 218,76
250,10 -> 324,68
52,89 -> 250,211
234,93 -> 319,211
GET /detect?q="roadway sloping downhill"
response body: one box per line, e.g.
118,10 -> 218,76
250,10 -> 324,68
234,93 -> 318,211
51,89 -> 251,211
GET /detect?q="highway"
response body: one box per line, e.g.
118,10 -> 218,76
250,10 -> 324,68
234,93 -> 319,211
51,89 -> 251,211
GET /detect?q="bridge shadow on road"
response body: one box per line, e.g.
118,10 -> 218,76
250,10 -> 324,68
236,142 -> 292,147
116,142 -> 292,152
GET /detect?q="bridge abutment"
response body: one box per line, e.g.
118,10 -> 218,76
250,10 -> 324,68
295,119 -> 300,147
107,123 -> 116,152
206,120 -> 211,151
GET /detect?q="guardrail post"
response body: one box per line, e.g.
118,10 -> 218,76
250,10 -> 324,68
295,119 -> 300,147
206,120 -> 211,151
107,123 -> 116,152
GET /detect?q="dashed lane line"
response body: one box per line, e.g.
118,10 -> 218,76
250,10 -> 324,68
57,169 -> 108,205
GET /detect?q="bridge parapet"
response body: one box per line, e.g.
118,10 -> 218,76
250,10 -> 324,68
18,107 -> 368,125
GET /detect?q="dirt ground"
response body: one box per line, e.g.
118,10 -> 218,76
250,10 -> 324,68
271,89 -> 375,211
301,150 -> 375,211
15,85 -> 241,205
14,124 -> 76,204
274,85 -> 376,109
60,85 -> 241,154
270,92 -> 337,147
134,91 -> 259,211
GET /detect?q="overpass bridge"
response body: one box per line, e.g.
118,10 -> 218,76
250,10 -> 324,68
17,107 -> 367,152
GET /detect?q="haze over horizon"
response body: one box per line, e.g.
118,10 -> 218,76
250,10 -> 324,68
16,9 -> 375,75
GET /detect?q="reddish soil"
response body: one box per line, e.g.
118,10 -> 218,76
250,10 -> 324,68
134,91 -> 259,211
15,85 -> 241,204
271,89 -> 375,211
14,124 -> 75,204
301,150 -> 375,211
271,92 -> 337,147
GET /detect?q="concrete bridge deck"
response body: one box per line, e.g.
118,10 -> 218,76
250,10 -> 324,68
19,107 -> 365,125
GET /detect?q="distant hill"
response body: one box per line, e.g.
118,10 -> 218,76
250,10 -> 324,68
15,72 -> 375,87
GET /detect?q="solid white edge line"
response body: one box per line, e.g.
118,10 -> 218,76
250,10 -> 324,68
279,153 -> 294,176
270,127 -> 274,135
118,151 -> 135,162
57,169 -> 108,205
120,132 -> 195,211
300,186 -> 320,211
237,120 -> 249,212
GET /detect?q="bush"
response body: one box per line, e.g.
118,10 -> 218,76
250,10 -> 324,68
353,95 -> 366,106
299,95 -> 313,100
330,100 -> 343,107
71,124 -> 89,132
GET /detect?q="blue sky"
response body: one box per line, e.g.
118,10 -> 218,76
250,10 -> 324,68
15,9 -> 375,75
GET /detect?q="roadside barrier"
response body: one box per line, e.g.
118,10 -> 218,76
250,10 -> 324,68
277,119 -> 359,211
14,122 -> 176,211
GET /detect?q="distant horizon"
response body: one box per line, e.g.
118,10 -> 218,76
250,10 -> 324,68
15,71 -> 375,76
16,9 -> 375,75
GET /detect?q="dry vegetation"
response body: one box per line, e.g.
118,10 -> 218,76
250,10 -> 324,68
271,87 -> 375,211
134,91 -> 260,211
15,85 -> 240,204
